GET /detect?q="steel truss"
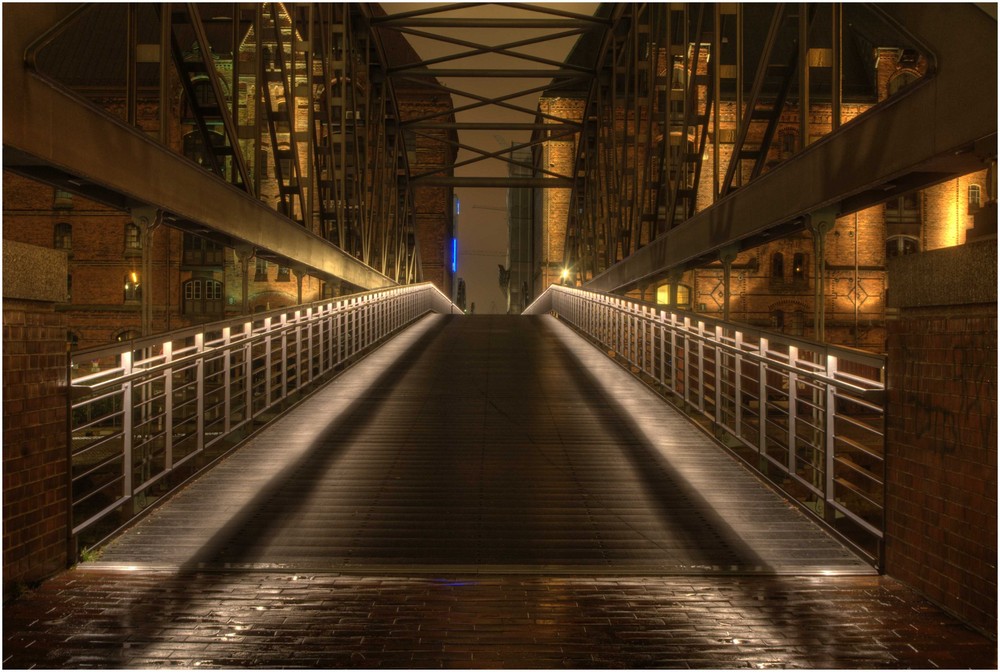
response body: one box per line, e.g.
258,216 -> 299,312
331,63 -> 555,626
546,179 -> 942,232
563,2 -> 973,292
20,3 -> 420,286
365,3 -> 611,189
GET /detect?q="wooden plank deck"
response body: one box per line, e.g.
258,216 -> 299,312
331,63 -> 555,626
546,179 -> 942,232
94,314 -> 873,575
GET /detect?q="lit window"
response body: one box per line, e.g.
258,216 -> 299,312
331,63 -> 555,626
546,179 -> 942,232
125,223 -> 142,252
255,258 -> 268,281
54,222 -> 72,250
886,235 -> 919,258
124,273 -> 141,303
969,184 -> 982,212
792,253 -> 807,281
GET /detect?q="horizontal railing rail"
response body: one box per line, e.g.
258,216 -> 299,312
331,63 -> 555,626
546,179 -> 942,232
526,285 -> 887,567
68,283 -> 458,554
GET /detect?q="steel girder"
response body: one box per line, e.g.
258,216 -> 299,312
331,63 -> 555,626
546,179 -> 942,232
365,3 -> 610,189
570,2 -> 997,294
3,3 -> 420,289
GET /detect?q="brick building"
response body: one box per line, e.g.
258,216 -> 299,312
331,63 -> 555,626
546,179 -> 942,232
535,44 -> 989,353
2,5 -> 455,350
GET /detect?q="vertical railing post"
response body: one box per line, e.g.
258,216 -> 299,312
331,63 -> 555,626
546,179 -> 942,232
195,332 -> 205,453
825,353 -> 838,510
121,350 -> 134,501
714,324 -> 723,424
758,336 -> 769,456
163,340 -> 174,469
787,345 -> 799,474
264,316 -> 273,406
222,326 -> 231,436
244,321 -> 252,421
734,330 -> 744,435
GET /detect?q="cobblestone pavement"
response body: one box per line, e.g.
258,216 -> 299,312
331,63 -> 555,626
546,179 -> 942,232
3,569 -> 995,669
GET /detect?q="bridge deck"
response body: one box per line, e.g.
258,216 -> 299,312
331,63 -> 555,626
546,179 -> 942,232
94,314 -> 871,575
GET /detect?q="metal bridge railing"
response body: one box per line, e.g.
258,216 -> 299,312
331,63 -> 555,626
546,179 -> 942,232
69,282 -> 457,553
526,285 -> 887,566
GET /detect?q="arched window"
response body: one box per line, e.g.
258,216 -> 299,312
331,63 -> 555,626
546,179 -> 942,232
792,253 -> 807,281
771,309 -> 785,331
655,283 -> 691,309
771,253 -> 785,281
115,329 -> 141,343
54,222 -> 72,250
183,130 -> 225,170
886,235 -> 920,259
124,223 -> 142,253
969,184 -> 982,212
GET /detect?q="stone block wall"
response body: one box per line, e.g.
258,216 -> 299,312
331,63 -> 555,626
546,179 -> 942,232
885,239 -> 997,636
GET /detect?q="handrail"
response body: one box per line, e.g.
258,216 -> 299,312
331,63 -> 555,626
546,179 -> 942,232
526,284 -> 887,567
68,282 -> 459,553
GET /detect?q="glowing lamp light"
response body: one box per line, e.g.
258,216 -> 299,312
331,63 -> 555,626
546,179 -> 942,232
130,271 -> 139,284
560,268 -> 570,281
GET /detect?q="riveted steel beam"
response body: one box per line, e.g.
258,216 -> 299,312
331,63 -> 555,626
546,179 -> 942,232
4,4 -> 396,290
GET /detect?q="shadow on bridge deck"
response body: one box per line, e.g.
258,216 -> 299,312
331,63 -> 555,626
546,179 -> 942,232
92,313 -> 870,575
5,315 -> 996,669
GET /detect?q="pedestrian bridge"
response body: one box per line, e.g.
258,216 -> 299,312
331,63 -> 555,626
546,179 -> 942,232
71,284 -> 884,575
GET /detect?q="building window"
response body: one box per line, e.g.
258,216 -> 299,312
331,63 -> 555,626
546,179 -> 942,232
125,223 -> 142,253
884,193 -> 920,224
67,330 -> 80,350
66,273 -> 72,301
254,258 -> 268,281
276,265 -> 291,282
886,235 -> 920,259
183,130 -> 225,170
779,130 -> 797,159
789,310 -> 805,337
54,222 -> 72,251
183,278 -> 224,316
969,184 -> 982,213
183,233 -> 224,266
124,273 -> 141,303
771,309 -> 785,331
655,283 -> 691,309
115,329 -> 141,343
53,189 -> 74,210
792,253 -> 807,281
771,253 -> 785,281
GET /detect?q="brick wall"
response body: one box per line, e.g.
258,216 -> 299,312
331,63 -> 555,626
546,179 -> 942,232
885,240 -> 997,636
3,240 -> 72,596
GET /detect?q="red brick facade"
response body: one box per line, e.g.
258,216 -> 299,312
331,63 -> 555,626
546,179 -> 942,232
886,303 -> 997,636
2,299 -> 69,595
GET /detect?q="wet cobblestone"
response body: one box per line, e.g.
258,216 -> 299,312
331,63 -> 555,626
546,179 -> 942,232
3,570 -> 995,669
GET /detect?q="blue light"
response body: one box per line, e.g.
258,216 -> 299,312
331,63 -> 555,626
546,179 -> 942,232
451,238 -> 457,273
